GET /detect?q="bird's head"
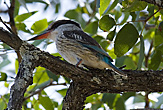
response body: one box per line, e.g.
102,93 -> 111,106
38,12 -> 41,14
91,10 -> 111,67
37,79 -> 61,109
28,20 -> 81,41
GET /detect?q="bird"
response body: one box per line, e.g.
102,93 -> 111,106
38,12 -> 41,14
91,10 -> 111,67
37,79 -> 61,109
28,20 -> 126,77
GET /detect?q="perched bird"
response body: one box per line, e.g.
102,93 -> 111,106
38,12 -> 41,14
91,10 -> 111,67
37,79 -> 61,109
28,20 -> 126,76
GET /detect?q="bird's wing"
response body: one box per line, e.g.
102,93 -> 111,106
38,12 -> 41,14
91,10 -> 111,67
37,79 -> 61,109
63,30 -> 113,62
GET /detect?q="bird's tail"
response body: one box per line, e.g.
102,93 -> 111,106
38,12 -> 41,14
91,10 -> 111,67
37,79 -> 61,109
109,62 -> 127,77
100,55 -> 127,77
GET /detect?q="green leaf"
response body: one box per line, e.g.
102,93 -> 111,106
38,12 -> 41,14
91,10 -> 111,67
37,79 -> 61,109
106,0 -> 119,13
32,98 -> 41,110
99,0 -> 111,15
115,97 -> 126,110
0,59 -> 11,69
0,98 -> 7,110
114,8 -> 122,21
84,21 -> 98,35
102,93 -> 118,109
1,43 -> 11,50
51,53 -> 63,60
93,35 -> 104,43
154,34 -> 163,47
16,23 -> 30,33
116,56 -> 137,69
156,43 -> 163,54
148,50 -> 162,70
39,95 -> 54,110
57,89 -> 67,97
57,103 -> 63,110
46,70 -> 59,82
63,76 -> 71,84
107,27 -> 116,41
32,39 -> 45,46
133,94 -> 145,103
64,9 -> 86,28
99,15 -> 116,31
31,19 -> 48,34
114,23 -> 139,57
14,0 -> 20,17
85,94 -> 102,103
18,0 -> 29,12
3,94 -> 10,102
100,40 -> 109,51
0,72 -> 7,81
120,12 -> 130,25
144,28 -> 155,39
30,80 -> 51,92
15,59 -> 19,74
33,67 -> 50,84
55,3 -> 60,13
130,12 -> 137,21
158,21 -> 163,33
122,0 -> 147,12
25,0 -> 48,4
4,82 -> 9,88
154,94 -> 163,108
108,48 -> 117,59
122,92 -> 136,101
147,5 -> 154,16
53,101 -> 58,107
137,36 -> 144,69
92,103 -> 102,110
15,11 -> 37,22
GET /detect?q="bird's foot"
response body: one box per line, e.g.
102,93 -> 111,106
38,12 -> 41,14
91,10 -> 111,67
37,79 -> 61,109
82,64 -> 101,72
75,59 -> 82,67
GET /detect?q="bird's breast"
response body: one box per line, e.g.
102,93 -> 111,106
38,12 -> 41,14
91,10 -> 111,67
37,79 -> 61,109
55,37 -> 108,69
56,37 -> 81,65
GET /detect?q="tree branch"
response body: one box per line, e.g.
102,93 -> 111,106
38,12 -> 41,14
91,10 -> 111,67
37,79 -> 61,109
0,27 -> 22,51
1,27 -> 163,110
8,0 -> 22,63
8,0 -> 17,34
140,0 -> 163,8
63,82 -> 98,110
7,50 -> 37,110
24,81 -> 66,101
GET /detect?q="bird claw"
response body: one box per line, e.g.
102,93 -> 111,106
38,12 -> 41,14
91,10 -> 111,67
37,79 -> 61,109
75,59 -> 82,67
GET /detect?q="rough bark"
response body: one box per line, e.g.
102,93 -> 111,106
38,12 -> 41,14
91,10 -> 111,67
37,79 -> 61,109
7,47 -> 38,109
0,27 -> 22,50
1,27 -> 163,110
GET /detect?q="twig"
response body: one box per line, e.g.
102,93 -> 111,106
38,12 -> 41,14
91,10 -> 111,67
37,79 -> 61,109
145,92 -> 150,108
86,0 -> 97,25
116,8 -> 162,26
145,40 -> 153,68
8,0 -> 17,34
116,19 -> 143,25
144,8 -> 161,23
28,71 -> 48,94
23,81 -> 66,101
0,17 -> 16,35
0,9 -> 8,13
137,8 -> 160,69
8,0 -> 22,63
4,1 -> 9,9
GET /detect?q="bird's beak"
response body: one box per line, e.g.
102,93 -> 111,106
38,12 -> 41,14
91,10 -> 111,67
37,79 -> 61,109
28,31 -> 51,41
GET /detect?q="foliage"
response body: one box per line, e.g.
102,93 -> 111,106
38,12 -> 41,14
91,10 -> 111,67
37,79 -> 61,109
0,0 -> 163,109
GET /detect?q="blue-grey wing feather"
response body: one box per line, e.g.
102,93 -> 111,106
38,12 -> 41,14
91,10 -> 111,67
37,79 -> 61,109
63,30 -> 113,62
